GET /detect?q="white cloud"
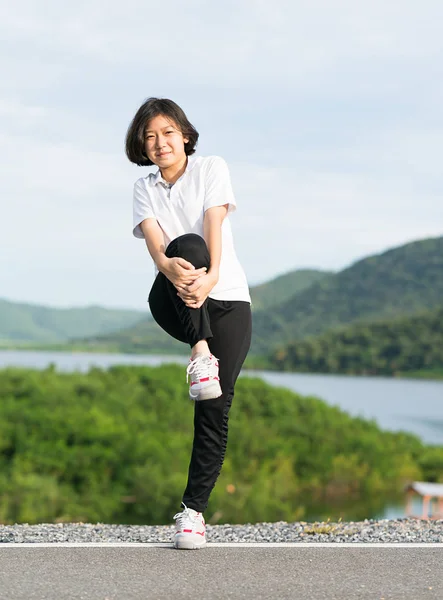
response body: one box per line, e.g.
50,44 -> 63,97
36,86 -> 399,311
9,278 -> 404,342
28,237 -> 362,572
2,0 -> 443,88
2,127 -> 441,307
0,0 -> 442,307
230,163 -> 443,283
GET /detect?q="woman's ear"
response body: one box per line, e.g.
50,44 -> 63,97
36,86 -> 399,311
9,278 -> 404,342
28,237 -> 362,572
183,137 -> 189,144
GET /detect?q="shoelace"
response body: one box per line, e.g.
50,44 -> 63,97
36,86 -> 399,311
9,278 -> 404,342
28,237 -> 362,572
186,355 -> 212,382
173,503 -> 198,528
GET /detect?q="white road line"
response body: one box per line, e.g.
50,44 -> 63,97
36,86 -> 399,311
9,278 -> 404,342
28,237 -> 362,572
0,542 -> 442,548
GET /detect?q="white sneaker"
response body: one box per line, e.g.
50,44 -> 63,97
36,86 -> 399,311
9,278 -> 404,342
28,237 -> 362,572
173,503 -> 206,550
186,353 -> 222,401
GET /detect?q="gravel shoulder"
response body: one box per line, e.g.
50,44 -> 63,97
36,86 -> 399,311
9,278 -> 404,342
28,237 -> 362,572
1,518 -> 443,544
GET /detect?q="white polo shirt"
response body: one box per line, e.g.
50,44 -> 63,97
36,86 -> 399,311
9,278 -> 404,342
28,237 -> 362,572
132,155 -> 251,303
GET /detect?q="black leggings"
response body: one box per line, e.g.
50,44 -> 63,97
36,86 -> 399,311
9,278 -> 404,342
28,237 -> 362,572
148,234 -> 252,512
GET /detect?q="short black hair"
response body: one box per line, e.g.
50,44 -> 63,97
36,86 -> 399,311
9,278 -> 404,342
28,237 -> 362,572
125,98 -> 199,166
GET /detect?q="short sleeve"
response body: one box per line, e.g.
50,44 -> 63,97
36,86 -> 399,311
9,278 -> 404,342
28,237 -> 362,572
203,156 -> 237,214
133,179 -> 156,238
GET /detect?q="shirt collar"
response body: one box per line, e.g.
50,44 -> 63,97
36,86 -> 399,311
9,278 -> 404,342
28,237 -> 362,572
152,155 -> 197,186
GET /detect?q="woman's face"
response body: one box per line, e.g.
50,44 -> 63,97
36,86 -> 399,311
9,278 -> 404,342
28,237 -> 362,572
144,114 -> 189,169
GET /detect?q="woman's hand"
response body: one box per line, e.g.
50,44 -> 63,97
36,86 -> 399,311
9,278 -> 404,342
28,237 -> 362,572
177,272 -> 218,309
160,256 -> 207,288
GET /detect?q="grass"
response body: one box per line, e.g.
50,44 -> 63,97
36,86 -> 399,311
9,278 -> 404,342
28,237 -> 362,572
302,517 -> 361,536
303,518 -> 343,535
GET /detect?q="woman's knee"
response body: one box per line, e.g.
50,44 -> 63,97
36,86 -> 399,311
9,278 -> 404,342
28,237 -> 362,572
166,234 -> 210,268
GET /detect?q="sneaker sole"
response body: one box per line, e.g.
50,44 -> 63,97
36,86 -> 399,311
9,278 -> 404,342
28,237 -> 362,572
189,386 -> 222,401
174,537 -> 207,550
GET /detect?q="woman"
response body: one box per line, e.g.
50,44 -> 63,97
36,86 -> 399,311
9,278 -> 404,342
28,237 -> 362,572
126,97 -> 251,549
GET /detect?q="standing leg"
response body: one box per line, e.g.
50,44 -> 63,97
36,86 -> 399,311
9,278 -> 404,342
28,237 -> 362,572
182,300 -> 252,512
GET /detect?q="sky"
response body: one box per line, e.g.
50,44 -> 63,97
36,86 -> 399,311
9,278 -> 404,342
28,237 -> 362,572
1,0 -> 442,310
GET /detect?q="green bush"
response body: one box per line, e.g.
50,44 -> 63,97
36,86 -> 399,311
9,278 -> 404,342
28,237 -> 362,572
0,365 -> 438,525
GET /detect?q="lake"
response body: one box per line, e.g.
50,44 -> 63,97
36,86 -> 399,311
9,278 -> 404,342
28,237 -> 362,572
2,350 -> 441,444
2,349 -> 442,520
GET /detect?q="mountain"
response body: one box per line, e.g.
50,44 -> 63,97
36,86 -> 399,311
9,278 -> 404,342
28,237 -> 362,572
251,236 -> 443,354
69,269 -> 333,354
250,269 -> 333,311
0,299 -> 146,344
6,235 -> 442,356
267,305 -> 443,377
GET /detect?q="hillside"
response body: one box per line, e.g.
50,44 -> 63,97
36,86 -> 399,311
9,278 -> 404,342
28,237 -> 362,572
71,269 -> 332,354
267,305 -> 443,376
80,317 -> 185,354
0,299 -> 146,344
251,236 -> 443,354
250,269 -> 333,311
5,236 -> 442,357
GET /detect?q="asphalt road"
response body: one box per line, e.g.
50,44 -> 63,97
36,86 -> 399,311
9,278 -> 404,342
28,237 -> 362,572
0,546 -> 442,600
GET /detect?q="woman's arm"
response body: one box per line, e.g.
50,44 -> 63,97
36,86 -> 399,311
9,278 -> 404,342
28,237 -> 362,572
140,218 -> 207,287
140,218 -> 167,270
203,204 -> 228,282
